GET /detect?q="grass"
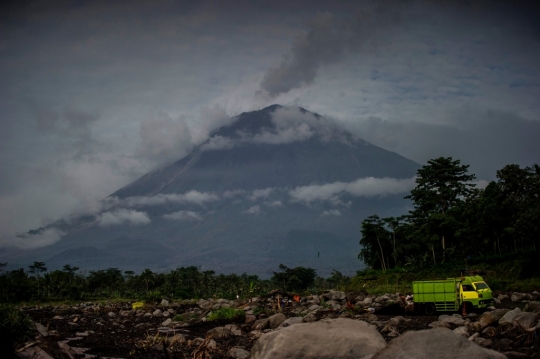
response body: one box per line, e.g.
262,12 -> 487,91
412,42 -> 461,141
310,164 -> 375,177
173,313 -> 199,322
207,307 -> 245,321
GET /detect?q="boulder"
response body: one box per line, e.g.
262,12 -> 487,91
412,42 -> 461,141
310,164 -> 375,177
512,312 -> 538,329
152,309 -> 162,316
161,318 -> 172,327
511,292 -> 526,302
372,328 -> 506,359
429,321 -> 452,329
438,314 -> 465,326
207,327 -> 234,339
227,347 -> 250,359
35,322 -> 49,337
278,317 -> 304,328
453,326 -> 470,337
252,319 -> 269,330
250,318 -> 386,359
498,307 -> 521,326
478,309 -> 509,329
160,299 -> 169,306
523,301 -> 540,313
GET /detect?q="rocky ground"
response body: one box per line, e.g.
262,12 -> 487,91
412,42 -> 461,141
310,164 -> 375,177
15,290 -> 540,359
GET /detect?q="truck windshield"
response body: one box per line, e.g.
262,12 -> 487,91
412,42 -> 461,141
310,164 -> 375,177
473,282 -> 489,290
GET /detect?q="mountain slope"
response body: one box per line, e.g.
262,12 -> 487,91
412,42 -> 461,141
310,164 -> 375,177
3,105 -> 419,276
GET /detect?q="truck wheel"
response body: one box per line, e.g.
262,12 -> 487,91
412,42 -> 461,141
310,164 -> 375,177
424,303 -> 436,316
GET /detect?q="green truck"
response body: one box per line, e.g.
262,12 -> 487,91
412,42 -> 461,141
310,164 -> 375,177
412,275 -> 493,315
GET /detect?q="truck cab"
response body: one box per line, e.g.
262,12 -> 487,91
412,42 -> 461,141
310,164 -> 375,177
459,275 -> 494,311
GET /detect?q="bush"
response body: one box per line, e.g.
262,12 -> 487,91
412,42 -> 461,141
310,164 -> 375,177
207,307 -> 245,321
0,304 -> 34,356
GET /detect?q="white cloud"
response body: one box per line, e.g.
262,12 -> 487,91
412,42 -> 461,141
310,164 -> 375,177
289,177 -> 416,203
322,209 -> 341,216
98,209 -> 151,227
0,228 -> 65,249
267,200 -> 283,207
119,190 -> 219,207
223,189 -> 246,198
244,205 -> 261,215
250,188 -> 274,200
163,210 -> 203,221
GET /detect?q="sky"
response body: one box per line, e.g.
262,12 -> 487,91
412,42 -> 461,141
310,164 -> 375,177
1,0 -> 539,241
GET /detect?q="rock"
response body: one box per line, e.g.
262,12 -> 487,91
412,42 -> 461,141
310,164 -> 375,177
482,326 -> 499,337
329,291 -> 346,301
160,299 -> 169,306
250,318 -> 386,359
58,342 -> 77,359
207,326 -> 234,339
170,334 -> 186,344
227,347 -> 250,359
152,309 -> 162,316
362,297 -> 373,306
472,322 -> 483,332
267,313 -> 286,329
245,314 -> 257,324
302,313 -> 317,323
372,328 -> 506,359
474,337 -> 492,347
453,326 -> 470,337
161,318 -> 172,327
502,351 -> 528,358
76,331 -> 89,336
35,322 -> 49,337
512,312 -> 538,329
429,321 -> 452,329
511,292 -> 526,302
278,317 -> 304,328
252,319 -> 269,330
523,301 -> 540,313
107,311 -> 116,317
308,304 -> 322,312
438,314 -> 465,326
382,316 -> 407,333
16,346 -> 54,359
469,332 -> 480,341
162,311 -> 170,317
491,338 -> 513,351
357,312 -> 378,323
478,309 -> 509,329
498,294 -> 509,301
498,307 -> 521,326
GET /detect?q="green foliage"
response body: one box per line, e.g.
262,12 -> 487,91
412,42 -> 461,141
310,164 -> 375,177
359,159 -> 540,271
207,308 -> 245,321
0,304 -> 34,356
271,264 -> 316,292
173,313 -> 199,322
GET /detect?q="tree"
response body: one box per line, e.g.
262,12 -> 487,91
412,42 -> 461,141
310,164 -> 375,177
358,215 -> 392,270
405,157 -> 476,263
271,264 -> 316,292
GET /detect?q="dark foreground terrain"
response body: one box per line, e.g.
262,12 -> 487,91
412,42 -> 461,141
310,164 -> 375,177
17,290 -> 540,359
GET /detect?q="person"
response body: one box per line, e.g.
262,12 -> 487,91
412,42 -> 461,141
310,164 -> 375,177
405,293 -> 414,312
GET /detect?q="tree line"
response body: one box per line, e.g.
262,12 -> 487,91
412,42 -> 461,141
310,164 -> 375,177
359,158 -> 540,270
0,262 -> 331,303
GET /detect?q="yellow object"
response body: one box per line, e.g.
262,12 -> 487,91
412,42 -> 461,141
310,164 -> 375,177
132,301 -> 144,310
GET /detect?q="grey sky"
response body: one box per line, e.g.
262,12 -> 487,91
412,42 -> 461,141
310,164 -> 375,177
1,0 -> 539,239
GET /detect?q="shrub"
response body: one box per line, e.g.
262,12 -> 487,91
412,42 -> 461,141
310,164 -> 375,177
207,307 -> 245,321
0,304 -> 34,356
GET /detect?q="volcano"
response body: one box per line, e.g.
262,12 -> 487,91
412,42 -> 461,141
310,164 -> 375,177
3,105 -> 419,276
